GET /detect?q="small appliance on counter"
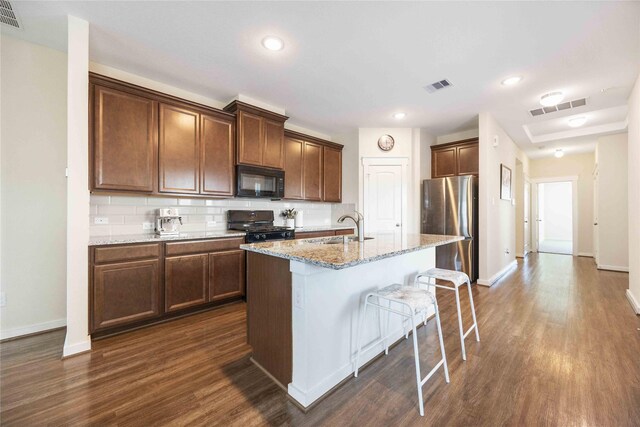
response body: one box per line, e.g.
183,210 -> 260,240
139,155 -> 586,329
156,208 -> 182,236
228,210 -> 295,243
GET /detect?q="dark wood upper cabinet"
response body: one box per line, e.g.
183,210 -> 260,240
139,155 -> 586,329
284,136 -> 304,200
456,143 -> 479,176
165,254 -> 208,312
92,258 -> 161,332
224,101 -> 288,169
91,84 -> 157,192
283,130 -> 343,202
158,104 -> 200,194
303,141 -> 323,201
322,146 -> 342,202
89,74 -> 236,199
208,250 -> 245,302
200,114 -> 235,196
431,138 -> 479,178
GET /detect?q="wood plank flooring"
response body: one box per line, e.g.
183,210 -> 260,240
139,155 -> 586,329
2,253 -> 639,426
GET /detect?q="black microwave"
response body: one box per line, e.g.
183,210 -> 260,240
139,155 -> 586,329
236,165 -> 285,199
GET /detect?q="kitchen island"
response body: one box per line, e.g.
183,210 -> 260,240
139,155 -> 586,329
240,233 -> 462,409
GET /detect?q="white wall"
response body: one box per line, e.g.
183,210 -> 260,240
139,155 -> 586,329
595,133 -> 629,271
627,73 -> 640,314
478,112 -> 529,285
515,161 -> 526,256
436,128 -> 479,145
358,128 -> 424,234
0,35 -> 68,339
529,152 -> 595,256
540,182 -> 573,241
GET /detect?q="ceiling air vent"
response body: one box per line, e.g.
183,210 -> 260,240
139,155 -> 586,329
529,97 -> 587,117
0,1 -> 21,29
424,79 -> 453,93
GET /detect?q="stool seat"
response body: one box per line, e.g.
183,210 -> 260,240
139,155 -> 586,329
377,284 -> 435,311
422,268 -> 469,287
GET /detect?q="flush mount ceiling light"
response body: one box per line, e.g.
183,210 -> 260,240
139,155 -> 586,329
393,112 -> 406,120
568,116 -> 587,128
554,149 -> 565,158
501,76 -> 522,86
261,36 -> 284,51
540,91 -> 565,107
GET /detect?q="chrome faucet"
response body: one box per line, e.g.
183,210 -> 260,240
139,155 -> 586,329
337,211 -> 365,242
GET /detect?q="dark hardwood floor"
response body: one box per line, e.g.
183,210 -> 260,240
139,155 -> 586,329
2,253 -> 639,426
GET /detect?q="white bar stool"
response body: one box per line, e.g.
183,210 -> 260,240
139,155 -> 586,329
354,284 -> 450,417
415,268 -> 480,361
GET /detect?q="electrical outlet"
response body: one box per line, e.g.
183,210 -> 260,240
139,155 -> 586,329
207,221 -> 216,227
293,285 -> 303,308
0,292 -> 6,307
94,217 -> 109,225
143,222 -> 154,231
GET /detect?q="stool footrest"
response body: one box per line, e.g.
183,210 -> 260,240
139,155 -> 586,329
463,325 -> 477,339
420,359 -> 445,386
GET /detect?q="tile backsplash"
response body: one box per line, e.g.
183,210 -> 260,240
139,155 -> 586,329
90,195 -> 356,237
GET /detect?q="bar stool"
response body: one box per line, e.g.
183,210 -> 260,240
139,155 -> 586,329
415,268 -> 480,361
354,284 -> 450,416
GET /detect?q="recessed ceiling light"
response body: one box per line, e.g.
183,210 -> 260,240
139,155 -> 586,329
501,76 -> 522,86
568,116 -> 587,128
393,112 -> 406,120
540,91 -> 564,107
261,36 -> 284,51
554,149 -> 565,158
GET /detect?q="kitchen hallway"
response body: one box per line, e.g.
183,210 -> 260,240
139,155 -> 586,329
2,253 -> 638,426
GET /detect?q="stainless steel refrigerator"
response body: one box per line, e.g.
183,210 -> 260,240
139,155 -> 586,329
421,176 -> 478,282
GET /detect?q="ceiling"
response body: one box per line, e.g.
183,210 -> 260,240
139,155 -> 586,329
3,1 -> 639,157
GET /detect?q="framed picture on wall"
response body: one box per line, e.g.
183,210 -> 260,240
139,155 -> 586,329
500,164 -> 512,201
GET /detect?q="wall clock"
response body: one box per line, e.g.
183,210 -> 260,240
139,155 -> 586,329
377,134 -> 395,151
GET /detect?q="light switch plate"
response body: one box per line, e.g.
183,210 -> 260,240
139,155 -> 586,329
207,221 -> 216,227
0,292 -> 6,307
94,217 -> 108,225
143,222 -> 154,230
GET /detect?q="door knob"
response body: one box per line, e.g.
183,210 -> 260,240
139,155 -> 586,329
594,222 -> 598,226
396,223 -> 400,227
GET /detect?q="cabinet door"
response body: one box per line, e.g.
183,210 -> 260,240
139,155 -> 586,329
92,259 -> 161,332
303,141 -> 323,201
92,85 -> 156,192
209,250 -> 245,302
456,143 -> 479,175
165,254 -> 208,312
159,104 -> 200,194
201,114 -> 234,196
284,136 -> 304,199
432,147 -> 457,178
263,119 -> 285,169
322,146 -> 342,202
237,111 -> 264,166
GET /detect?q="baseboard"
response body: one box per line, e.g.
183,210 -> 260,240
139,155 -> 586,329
626,289 -> 640,315
477,260 -> 518,287
597,264 -> 629,273
578,252 -> 593,258
62,339 -> 92,358
0,318 -> 66,341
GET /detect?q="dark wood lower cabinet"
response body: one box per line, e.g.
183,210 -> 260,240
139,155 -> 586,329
209,250 -> 245,301
165,254 -> 209,312
90,238 -> 246,337
92,259 -> 161,332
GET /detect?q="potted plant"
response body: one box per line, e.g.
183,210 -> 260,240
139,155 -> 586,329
281,209 -> 297,229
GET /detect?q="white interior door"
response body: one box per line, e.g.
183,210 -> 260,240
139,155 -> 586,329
524,180 -> 531,254
593,167 -> 599,264
363,164 -> 403,239
537,181 -> 573,255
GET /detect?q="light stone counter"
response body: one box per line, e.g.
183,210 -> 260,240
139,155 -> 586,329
89,230 -> 246,246
241,233 -> 463,270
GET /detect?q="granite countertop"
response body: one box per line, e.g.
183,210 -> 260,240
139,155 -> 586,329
294,225 -> 355,233
240,233 -> 464,270
88,230 -> 246,246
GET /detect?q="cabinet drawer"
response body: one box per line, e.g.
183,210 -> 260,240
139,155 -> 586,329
165,237 -> 244,256
94,243 -> 161,264
295,230 -> 335,239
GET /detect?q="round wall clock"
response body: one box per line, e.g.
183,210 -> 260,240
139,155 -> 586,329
377,134 -> 395,151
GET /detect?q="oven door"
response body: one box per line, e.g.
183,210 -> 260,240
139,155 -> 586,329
236,165 -> 284,199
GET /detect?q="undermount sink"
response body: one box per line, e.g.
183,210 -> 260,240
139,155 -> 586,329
319,236 -> 374,244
